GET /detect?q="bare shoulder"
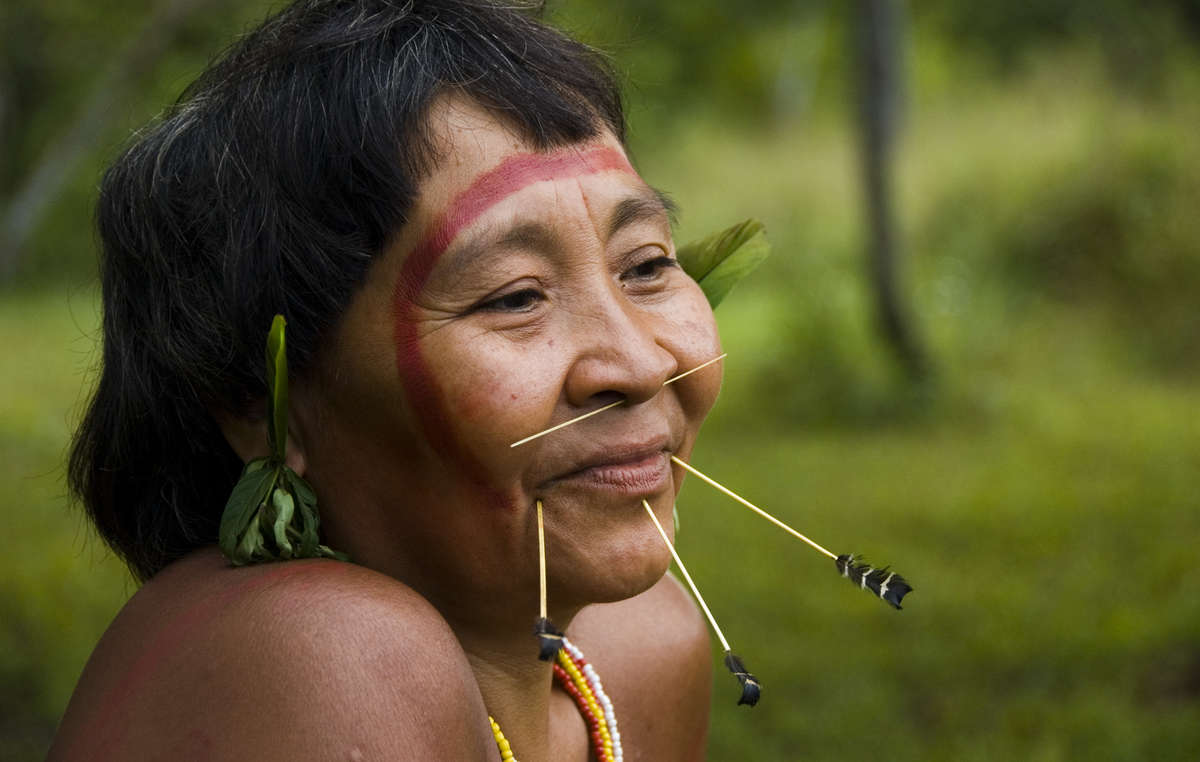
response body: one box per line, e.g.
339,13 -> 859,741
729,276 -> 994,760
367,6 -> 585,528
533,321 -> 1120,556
567,573 -> 713,762
50,548 -> 495,761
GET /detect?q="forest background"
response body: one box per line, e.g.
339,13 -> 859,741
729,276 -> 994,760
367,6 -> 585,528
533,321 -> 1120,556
2,1 -> 1199,759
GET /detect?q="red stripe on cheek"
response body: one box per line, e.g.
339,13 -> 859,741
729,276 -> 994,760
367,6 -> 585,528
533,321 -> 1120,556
390,145 -> 635,471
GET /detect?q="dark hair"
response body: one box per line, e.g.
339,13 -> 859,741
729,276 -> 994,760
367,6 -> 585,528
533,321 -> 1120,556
69,0 -> 626,582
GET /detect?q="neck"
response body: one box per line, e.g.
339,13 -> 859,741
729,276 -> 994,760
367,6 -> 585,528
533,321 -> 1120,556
451,604 -> 582,762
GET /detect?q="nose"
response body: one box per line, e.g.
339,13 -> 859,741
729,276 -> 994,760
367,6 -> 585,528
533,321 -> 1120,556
562,282 -> 677,408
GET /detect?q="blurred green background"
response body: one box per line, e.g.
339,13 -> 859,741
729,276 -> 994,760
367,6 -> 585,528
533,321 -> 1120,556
3,1 -> 1199,759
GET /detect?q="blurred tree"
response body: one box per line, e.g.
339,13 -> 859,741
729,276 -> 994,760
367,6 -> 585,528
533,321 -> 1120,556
3,0 -> 1195,286
549,0 -> 839,126
854,0 -> 929,380
914,0 -> 1200,84
0,0 -> 232,282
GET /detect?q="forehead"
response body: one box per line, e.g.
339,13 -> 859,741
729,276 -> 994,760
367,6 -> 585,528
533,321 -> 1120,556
413,98 -> 639,234
388,99 -> 649,302
422,97 -> 627,202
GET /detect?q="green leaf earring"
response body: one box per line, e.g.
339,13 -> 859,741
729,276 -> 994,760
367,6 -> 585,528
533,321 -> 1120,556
676,218 -> 770,309
218,315 -> 347,565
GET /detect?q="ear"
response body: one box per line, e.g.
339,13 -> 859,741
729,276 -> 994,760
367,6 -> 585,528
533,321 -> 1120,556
213,406 -> 308,476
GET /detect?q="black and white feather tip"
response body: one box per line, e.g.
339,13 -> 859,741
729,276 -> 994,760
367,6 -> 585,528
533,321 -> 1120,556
723,651 -> 761,707
534,617 -> 564,661
835,554 -> 912,610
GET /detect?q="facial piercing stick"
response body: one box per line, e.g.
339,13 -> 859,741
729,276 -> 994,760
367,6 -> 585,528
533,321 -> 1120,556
533,500 -> 564,660
642,499 -> 760,707
670,456 -> 913,610
510,401 -> 623,448
537,500 -> 549,619
509,353 -> 728,448
671,456 -> 836,559
662,352 -> 728,385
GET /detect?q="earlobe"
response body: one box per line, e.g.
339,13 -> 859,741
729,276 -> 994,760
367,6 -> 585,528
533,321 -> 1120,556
212,407 -> 308,476
283,442 -> 307,477
212,408 -> 269,464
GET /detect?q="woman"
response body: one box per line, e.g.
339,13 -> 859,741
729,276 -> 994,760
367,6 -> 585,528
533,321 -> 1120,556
53,1 -> 721,759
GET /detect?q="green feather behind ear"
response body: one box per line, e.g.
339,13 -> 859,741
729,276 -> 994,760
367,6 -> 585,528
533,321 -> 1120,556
219,314 -> 347,566
265,314 -> 288,463
676,219 -> 771,309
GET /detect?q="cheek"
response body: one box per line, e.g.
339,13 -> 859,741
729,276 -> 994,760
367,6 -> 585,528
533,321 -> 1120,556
673,286 -> 723,359
685,311 -> 722,359
667,289 -> 724,419
420,339 -> 562,455
453,374 -> 502,422
451,371 -> 532,429
670,278 -> 722,347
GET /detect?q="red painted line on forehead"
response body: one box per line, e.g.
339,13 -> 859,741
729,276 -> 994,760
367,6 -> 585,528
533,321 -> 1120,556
393,144 -> 635,307
390,144 -> 635,475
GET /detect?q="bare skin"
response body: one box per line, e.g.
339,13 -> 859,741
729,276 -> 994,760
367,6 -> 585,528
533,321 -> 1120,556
51,98 -> 720,761
49,550 -> 711,761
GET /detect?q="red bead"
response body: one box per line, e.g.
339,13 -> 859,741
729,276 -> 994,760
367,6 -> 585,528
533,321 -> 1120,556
554,659 -> 610,762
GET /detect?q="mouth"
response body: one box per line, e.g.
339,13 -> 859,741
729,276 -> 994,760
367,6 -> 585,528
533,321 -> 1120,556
547,442 -> 673,496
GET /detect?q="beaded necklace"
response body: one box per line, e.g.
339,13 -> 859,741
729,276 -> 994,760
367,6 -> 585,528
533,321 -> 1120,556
488,637 -> 623,762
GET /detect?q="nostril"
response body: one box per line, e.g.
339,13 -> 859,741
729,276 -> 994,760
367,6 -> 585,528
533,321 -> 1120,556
585,390 -> 624,409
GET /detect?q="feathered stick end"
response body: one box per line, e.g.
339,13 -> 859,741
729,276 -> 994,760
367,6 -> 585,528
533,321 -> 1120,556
534,617 -> 564,661
723,651 -> 761,707
835,554 -> 912,610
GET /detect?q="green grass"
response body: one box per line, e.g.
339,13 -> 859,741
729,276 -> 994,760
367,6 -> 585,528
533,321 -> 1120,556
3,47 -> 1200,760
0,288 -> 132,761
687,337 -> 1200,760
643,49 -> 1200,759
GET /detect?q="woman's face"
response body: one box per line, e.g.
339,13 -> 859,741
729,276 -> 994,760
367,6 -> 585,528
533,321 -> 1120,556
303,98 -> 721,624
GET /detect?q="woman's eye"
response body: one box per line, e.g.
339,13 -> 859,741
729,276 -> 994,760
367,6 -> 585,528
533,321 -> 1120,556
623,255 -> 677,282
477,288 -> 543,313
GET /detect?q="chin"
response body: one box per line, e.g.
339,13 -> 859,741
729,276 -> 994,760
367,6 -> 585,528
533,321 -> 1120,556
556,524 -> 674,606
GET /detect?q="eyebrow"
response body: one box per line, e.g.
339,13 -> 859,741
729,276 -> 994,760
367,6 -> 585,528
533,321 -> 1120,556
437,222 -> 555,281
606,186 -> 677,240
440,185 -> 675,280
392,145 -> 636,305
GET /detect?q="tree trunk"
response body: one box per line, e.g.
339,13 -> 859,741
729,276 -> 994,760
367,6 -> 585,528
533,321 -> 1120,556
856,0 -> 930,380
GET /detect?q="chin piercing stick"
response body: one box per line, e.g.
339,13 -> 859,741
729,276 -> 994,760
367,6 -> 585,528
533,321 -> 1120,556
642,499 -> 760,707
533,500 -> 564,660
510,353 -> 728,448
670,456 -> 912,610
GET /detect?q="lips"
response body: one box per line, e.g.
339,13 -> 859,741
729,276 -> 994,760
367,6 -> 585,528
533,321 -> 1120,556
545,439 -> 673,495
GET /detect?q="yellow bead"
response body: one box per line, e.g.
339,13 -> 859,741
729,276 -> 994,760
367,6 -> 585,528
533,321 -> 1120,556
488,716 -> 519,762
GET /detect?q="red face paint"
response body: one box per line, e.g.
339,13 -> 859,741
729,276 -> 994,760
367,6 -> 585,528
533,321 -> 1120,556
391,145 -> 636,488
